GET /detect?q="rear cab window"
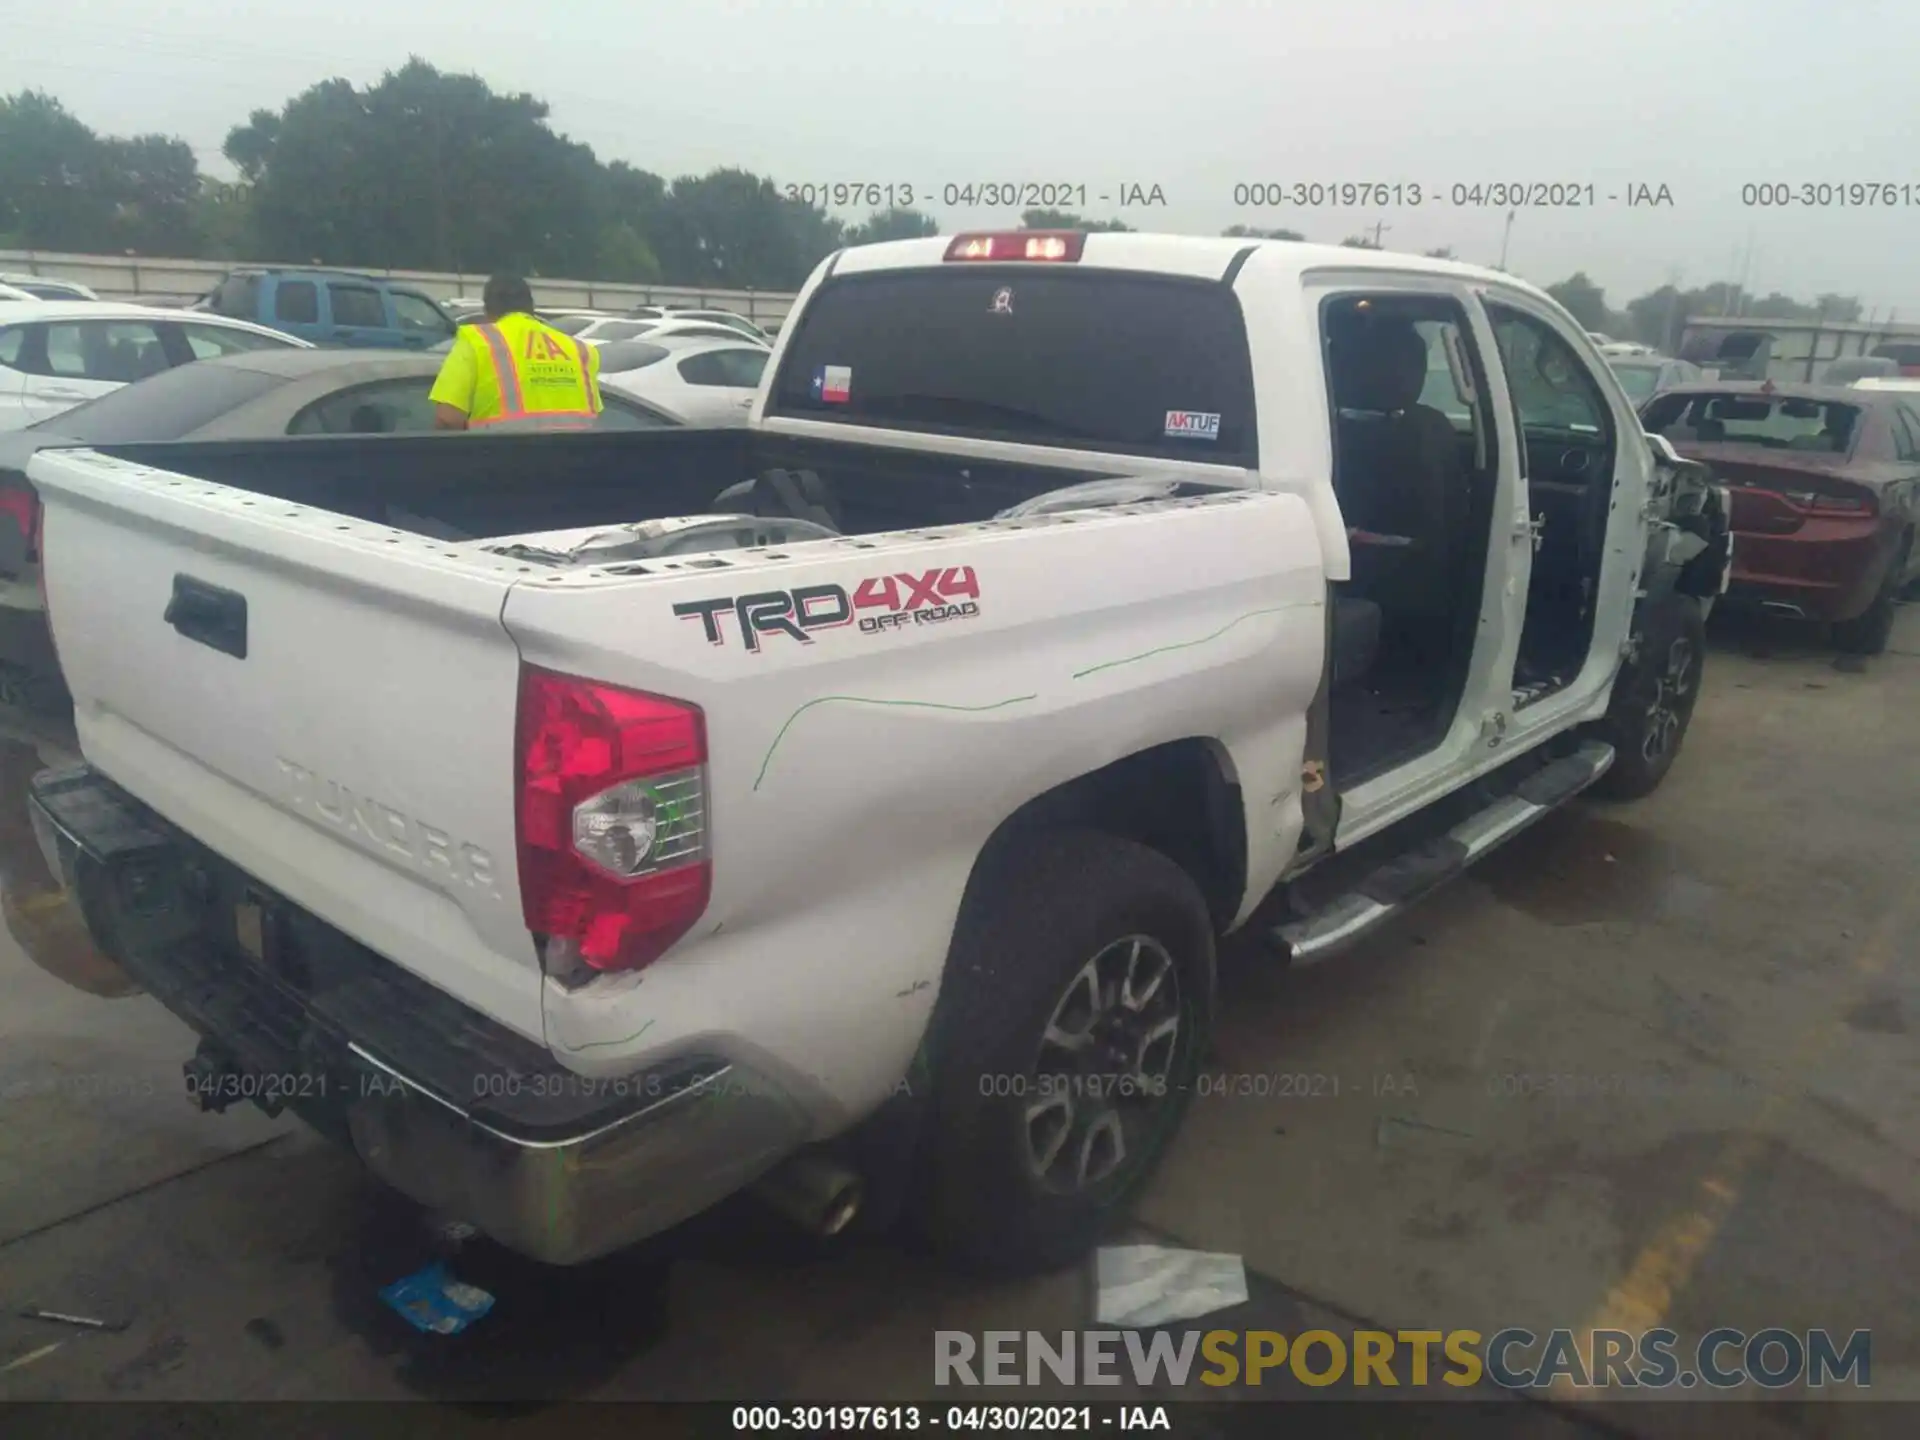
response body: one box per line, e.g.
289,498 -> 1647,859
767,268 -> 1258,465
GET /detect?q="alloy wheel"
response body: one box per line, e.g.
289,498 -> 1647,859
1642,635 -> 1697,765
1021,935 -> 1183,1194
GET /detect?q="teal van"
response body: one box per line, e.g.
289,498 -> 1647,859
198,269 -> 457,350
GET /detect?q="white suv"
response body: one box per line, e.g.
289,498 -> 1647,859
0,302 -> 308,431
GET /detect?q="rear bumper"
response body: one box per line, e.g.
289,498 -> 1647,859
29,765 -> 810,1264
1725,521 -> 1901,621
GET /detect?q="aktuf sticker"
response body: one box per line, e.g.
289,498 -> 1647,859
1165,410 -> 1221,440
812,365 -> 852,403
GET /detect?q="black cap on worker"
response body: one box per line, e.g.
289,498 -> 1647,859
482,274 -> 535,319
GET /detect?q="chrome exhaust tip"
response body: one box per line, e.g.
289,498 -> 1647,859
753,1151 -> 865,1237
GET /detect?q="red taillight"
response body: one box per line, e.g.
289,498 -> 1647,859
944,230 -> 1086,262
0,486 -> 37,562
515,666 -> 711,974
29,495 -> 59,673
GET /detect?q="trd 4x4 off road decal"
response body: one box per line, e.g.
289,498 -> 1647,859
674,566 -> 981,652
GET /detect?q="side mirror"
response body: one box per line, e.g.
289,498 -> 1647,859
1646,433 -> 1684,467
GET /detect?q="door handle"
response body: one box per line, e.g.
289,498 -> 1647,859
164,574 -> 248,659
33,387 -> 88,401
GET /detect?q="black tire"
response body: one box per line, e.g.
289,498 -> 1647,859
913,829 -> 1215,1274
1590,594 -> 1706,801
1832,542 -> 1907,655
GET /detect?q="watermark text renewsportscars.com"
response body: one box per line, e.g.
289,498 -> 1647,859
935,1327 -> 1871,1391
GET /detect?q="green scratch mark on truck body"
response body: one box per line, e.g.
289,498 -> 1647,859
754,693 -> 1038,790
1070,602 -> 1319,680
558,1016 -> 656,1054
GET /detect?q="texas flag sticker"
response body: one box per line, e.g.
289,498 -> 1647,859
812,365 -> 852,403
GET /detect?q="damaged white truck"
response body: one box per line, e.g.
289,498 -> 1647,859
25,233 -> 1730,1272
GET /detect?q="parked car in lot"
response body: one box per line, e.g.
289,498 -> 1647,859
1606,354 -> 1704,405
624,305 -> 773,343
0,302 -> 308,432
1641,381 -> 1920,652
594,335 -> 770,425
574,317 -> 663,344
23,233 -> 1726,1272
627,319 -> 774,346
537,311 -> 621,335
1825,357 -> 1901,385
0,284 -> 39,304
197,268 -> 458,350
448,309 -> 613,333
0,273 -> 100,302
669,309 -> 773,343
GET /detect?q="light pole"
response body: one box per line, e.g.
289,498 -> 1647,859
1498,210 -> 1516,270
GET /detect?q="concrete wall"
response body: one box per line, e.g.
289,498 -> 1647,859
0,250 -> 801,327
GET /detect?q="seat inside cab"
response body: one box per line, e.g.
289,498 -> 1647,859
1321,296 -> 1496,784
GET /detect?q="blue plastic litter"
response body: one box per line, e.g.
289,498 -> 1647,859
378,1261 -> 495,1335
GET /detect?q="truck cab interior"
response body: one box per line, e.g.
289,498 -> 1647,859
1318,295 -> 1622,786
1320,295 -> 1496,784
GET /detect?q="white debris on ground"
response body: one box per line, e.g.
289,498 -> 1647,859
1094,1244 -> 1248,1328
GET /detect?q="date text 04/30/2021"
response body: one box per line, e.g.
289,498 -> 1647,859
781,182 -> 1167,210
731,1405 -> 1171,1432
1228,181 -> 1674,208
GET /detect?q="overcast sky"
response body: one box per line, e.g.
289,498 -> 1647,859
9,0 -> 1920,312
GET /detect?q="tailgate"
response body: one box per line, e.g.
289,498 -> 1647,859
30,447 -> 546,1043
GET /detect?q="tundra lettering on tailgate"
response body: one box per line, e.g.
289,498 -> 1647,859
674,566 -> 981,652
278,758 -> 500,895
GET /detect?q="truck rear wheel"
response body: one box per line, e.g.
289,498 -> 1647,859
914,829 -> 1215,1273
1590,594 -> 1706,801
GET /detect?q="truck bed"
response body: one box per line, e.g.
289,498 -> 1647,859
30,432 -> 1325,1077
81,429 -> 1124,542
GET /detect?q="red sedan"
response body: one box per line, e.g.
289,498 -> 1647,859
1641,382 -> 1920,653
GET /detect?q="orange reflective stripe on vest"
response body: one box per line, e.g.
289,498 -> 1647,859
474,324 -> 527,416
572,334 -> 600,410
470,320 -> 598,426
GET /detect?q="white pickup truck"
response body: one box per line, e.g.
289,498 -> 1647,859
25,232 -> 1729,1272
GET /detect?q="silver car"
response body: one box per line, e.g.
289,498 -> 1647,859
1607,354 -> 1703,404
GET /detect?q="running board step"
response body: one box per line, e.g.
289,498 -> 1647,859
1270,739 -> 1615,967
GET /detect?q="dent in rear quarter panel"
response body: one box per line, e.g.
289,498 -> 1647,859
32,450 -> 549,1045
505,494 -> 1327,1128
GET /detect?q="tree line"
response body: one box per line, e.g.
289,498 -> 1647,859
0,60 -> 1864,340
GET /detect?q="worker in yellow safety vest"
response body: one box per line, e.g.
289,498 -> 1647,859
430,273 -> 603,430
